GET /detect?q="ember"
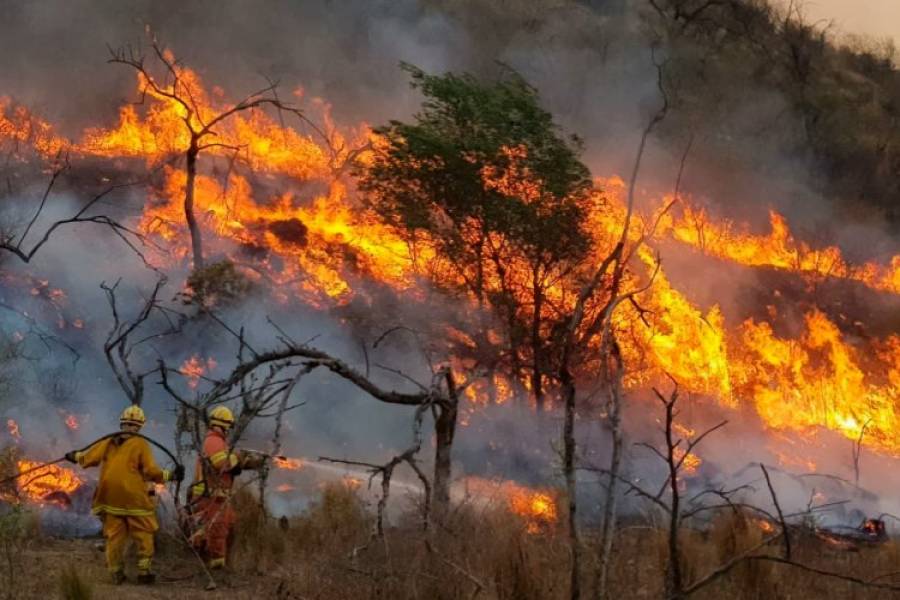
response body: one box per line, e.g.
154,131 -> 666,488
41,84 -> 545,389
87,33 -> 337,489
180,355 -> 216,389
861,518 -> 886,539
64,414 -> 79,431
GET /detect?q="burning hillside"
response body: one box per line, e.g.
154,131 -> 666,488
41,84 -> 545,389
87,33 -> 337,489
1,46 -> 898,467
5,1 -> 900,598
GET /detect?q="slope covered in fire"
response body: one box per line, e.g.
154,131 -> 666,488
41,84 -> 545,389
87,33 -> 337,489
1,32 -> 898,467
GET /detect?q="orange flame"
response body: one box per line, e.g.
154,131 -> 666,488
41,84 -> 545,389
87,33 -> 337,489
273,456 -> 305,470
465,477 -> 559,534
0,96 -> 69,159
180,355 -> 217,389
15,460 -> 82,504
673,448 -> 702,475
3,49 -> 899,466
662,204 -> 900,296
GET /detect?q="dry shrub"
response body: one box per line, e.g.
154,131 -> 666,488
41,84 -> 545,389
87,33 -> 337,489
232,481 -> 572,599
180,259 -> 255,308
57,563 -> 92,600
700,510 -> 778,598
638,510 -> 782,599
431,497 -> 568,600
290,479 -> 372,555
229,487 -> 287,573
0,445 -> 20,499
0,501 -> 39,599
227,480 -> 372,577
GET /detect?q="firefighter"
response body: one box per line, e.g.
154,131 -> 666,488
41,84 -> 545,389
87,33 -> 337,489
189,405 -> 264,569
65,405 -> 185,585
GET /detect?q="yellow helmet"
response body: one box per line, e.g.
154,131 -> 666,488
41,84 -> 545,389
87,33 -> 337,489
120,405 -> 146,428
209,406 -> 235,430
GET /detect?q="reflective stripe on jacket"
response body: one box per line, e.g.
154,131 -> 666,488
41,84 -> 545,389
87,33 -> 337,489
76,434 -> 170,517
192,429 -> 239,498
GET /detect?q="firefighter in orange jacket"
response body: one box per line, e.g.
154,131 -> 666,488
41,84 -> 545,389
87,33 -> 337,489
189,406 -> 262,569
65,405 -> 185,584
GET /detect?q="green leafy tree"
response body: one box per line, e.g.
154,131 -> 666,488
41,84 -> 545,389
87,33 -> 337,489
358,64 -> 599,410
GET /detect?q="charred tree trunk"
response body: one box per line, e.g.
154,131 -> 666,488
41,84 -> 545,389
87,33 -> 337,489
663,390 -> 684,600
433,371 -> 459,516
561,364 -> 580,600
185,140 -> 204,271
531,279 -> 544,412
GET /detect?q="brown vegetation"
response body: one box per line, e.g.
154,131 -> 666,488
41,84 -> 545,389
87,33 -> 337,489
2,483 -> 900,599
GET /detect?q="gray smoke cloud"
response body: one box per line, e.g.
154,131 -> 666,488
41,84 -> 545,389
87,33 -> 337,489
1,0 -> 898,528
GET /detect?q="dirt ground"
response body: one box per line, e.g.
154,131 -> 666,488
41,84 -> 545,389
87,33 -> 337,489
14,536 -> 291,599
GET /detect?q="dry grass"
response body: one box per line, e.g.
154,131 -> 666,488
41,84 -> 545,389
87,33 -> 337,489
58,563 -> 93,600
5,486 -> 900,598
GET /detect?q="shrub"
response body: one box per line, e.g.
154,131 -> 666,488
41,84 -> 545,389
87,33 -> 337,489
58,564 -> 92,600
180,259 -> 255,309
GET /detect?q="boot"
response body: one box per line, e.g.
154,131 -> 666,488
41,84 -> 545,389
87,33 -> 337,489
137,572 -> 156,585
110,570 -> 126,585
208,557 -> 226,570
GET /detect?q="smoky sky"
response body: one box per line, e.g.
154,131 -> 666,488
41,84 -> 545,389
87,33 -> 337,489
0,1 -> 661,173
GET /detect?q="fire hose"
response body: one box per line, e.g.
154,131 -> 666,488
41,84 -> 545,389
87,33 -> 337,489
0,431 -> 223,588
0,431 -> 183,487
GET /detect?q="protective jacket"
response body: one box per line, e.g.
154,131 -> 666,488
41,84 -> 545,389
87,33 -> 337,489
191,428 -> 240,498
76,434 -> 170,517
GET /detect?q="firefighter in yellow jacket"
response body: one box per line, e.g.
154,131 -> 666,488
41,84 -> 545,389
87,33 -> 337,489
65,405 -> 185,584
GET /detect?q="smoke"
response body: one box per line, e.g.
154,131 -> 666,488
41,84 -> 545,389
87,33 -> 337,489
1,0 -> 899,532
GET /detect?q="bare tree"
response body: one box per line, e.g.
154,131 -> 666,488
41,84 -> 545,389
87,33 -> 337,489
550,48 -> 672,600
157,321 -> 462,516
107,33 -> 341,271
0,158 -> 154,266
101,276 -> 182,406
852,418 -> 872,487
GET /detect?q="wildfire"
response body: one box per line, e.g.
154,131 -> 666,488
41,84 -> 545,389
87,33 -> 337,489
0,96 -> 68,158
661,204 -> 900,296
3,48 -> 900,466
276,483 -> 296,493
180,355 -> 217,389
465,477 -> 559,534
273,456 -> 305,470
15,460 -> 82,504
674,448 -> 702,475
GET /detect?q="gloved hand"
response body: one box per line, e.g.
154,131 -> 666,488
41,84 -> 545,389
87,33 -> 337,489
64,451 -> 78,464
172,464 -> 185,482
229,464 -> 243,477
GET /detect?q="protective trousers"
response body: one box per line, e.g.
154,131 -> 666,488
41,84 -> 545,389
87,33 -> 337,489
193,497 -> 236,567
102,514 -> 158,574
